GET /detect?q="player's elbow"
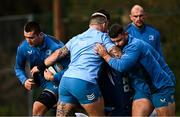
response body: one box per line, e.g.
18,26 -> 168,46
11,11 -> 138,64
53,49 -> 62,59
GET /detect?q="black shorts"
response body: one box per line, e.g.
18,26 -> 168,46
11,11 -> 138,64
36,90 -> 57,109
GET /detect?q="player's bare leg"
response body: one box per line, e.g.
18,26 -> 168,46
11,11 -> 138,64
81,97 -> 105,116
132,98 -> 154,116
155,102 -> 175,116
56,102 -> 76,117
32,101 -> 48,116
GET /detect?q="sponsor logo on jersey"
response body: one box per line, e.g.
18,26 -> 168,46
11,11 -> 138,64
27,50 -> 33,55
86,93 -> 95,101
78,40 -> 87,46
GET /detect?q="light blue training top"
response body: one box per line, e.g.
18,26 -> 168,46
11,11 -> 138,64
63,28 -> 115,84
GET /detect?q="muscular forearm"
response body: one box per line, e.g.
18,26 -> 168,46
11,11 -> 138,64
109,46 -> 122,58
102,53 -> 111,63
95,43 -> 117,62
45,46 -> 69,66
45,49 -> 60,66
36,46 -> 69,72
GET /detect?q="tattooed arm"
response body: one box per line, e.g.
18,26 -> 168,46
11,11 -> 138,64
45,46 -> 69,66
30,46 -> 69,75
95,43 -> 122,63
109,46 -> 122,58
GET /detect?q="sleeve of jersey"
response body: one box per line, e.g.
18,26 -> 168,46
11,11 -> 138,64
108,44 -> 140,72
155,31 -> 164,57
14,47 -> 27,85
65,37 -> 74,51
158,56 -> 176,84
102,34 -> 115,51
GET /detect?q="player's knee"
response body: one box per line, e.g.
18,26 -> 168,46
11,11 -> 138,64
32,102 -> 39,115
132,99 -> 153,116
155,102 -> 175,116
32,101 -> 47,115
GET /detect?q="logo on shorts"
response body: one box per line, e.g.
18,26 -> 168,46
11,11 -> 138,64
86,93 -> 95,101
53,85 -> 58,89
160,98 -> 166,103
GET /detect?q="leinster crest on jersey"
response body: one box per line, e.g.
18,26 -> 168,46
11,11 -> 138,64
45,49 -> 52,56
149,35 -> 154,41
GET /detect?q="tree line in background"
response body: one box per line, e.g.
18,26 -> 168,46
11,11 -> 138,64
0,0 -> 179,115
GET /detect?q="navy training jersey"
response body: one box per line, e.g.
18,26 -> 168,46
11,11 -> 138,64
108,36 -> 175,91
98,62 -> 133,116
126,23 -> 163,57
126,23 -> 175,92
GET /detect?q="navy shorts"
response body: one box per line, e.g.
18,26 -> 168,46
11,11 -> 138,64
133,86 -> 175,108
42,81 -> 58,96
36,80 -> 58,109
152,87 -> 175,108
58,77 -> 102,104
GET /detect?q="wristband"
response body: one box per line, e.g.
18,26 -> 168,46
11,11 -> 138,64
37,62 -> 46,71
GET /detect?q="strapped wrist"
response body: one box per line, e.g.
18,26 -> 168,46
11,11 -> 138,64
37,62 -> 47,71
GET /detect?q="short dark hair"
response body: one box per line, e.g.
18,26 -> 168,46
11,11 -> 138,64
24,21 -> 41,34
108,23 -> 124,38
96,9 -> 110,20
